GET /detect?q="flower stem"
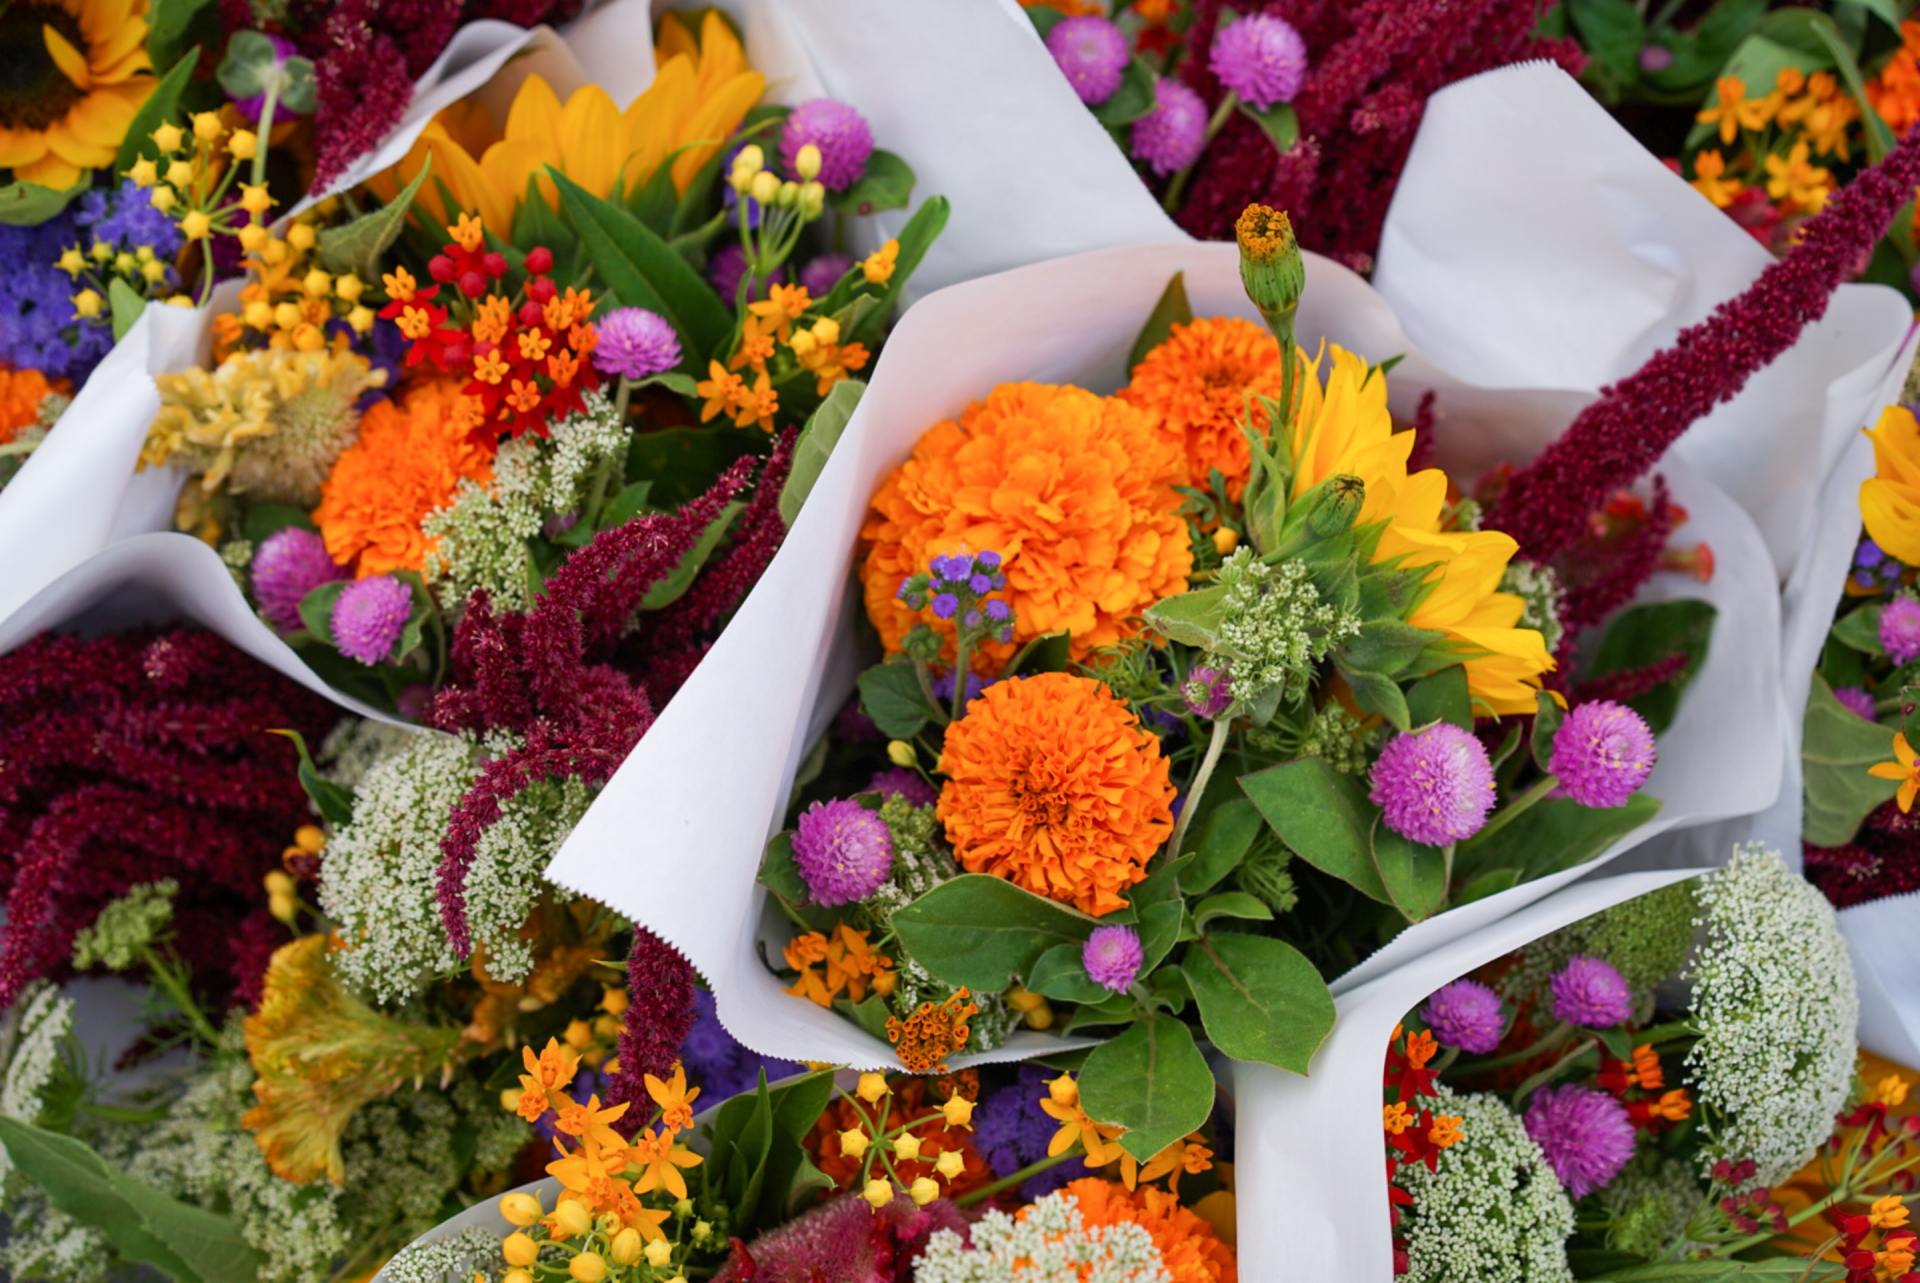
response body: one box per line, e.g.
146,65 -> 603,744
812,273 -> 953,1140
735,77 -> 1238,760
956,1151 -> 1076,1207
1162,92 -> 1239,215
1467,774 -> 1558,849
1508,1036 -> 1595,1108
1462,1021 -> 1571,1074
1170,716 -> 1233,860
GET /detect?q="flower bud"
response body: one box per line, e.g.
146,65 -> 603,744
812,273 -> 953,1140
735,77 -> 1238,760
267,890 -> 297,923
1213,526 -> 1239,555
180,210 -> 212,241
165,159 -> 195,188
149,186 -> 176,213
549,1197 -> 593,1239
263,870 -> 294,896
935,1148 -> 966,1179
910,1176 -> 940,1206
609,1228 -> 643,1265
71,289 -> 103,319
502,1232 -> 538,1267
838,1127 -> 869,1158
286,222 -> 316,252
1234,203 -> 1304,330
334,274 -> 364,303
750,170 -> 780,206
643,1236 -> 673,1267
569,1251 -> 607,1282
863,1179 -> 894,1208
799,181 -> 826,219
794,142 -> 823,181
504,1272 -> 533,1283
499,1192 -> 543,1227
238,223 -> 268,252
1306,474 -> 1365,541
891,1132 -> 921,1161
776,179 -> 800,208
191,111 -> 223,142
856,1072 -> 889,1103
886,740 -> 916,767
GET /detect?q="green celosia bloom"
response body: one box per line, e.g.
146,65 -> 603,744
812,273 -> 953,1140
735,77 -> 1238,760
71,879 -> 178,971
1600,1152 -> 1701,1259
1501,880 -> 1697,1021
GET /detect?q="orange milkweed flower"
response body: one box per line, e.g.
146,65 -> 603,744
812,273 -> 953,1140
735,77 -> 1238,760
1869,732 -> 1920,812
645,1063 -> 700,1134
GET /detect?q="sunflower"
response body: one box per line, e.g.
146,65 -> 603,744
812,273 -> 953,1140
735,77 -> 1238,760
367,11 -> 763,230
0,0 -> 155,189
1120,316 -> 1283,498
1860,404 -> 1920,567
1281,343 -> 1552,715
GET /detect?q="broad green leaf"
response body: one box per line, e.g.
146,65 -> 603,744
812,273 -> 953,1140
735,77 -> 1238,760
1802,673 -> 1902,846
268,728 -> 355,825
1453,866 -> 1522,905
319,158 -> 433,281
831,149 -> 915,216
1127,272 -> 1193,374
856,662 -> 936,740
892,875 -> 1098,992
834,994 -> 893,1043
1369,818 -> 1447,923
1180,796 -> 1263,894
1758,8 -> 1896,160
640,500 -> 743,609
1005,631 -> 1072,678
1181,932 -> 1335,1073
1239,101 -> 1299,152
779,379 -> 862,525
626,425 -> 760,510
1135,900 -> 1185,974
108,279 -> 146,342
1024,3 -> 1068,37
1406,665 -> 1471,731
242,501 -> 316,544
1831,603 -> 1884,656
147,0 -> 214,71
758,832 -> 808,906
1336,620 -> 1443,679
1062,992 -> 1138,1033
1239,758 -> 1392,904
1837,0 -> 1904,29
0,179 -> 87,226
1583,599 -> 1717,734
1339,664 -> 1411,731
1454,793 -> 1662,884
847,197 -> 950,350
598,480 -> 654,531
1191,891 -> 1274,932
1142,583 -> 1229,650
296,579 -> 348,645
1027,941 -> 1112,1004
1092,58 -> 1157,126
1077,1014 -> 1214,1159
1568,0 -> 1648,84
1684,31 -> 1827,150
115,49 -> 200,173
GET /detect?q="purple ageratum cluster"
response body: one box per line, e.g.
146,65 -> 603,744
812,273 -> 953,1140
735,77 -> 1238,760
679,987 -> 803,1101
866,766 -> 938,808
1082,925 -> 1143,993
780,98 -> 874,191
1852,537 -> 1905,594
1549,955 -> 1633,1028
974,1064 -> 1092,1199
899,550 -> 1015,645
1421,978 -> 1507,1053
252,528 -> 345,632
1368,722 -> 1497,846
1550,701 -> 1656,808
800,253 -> 854,298
792,798 -> 894,906
1047,15 -> 1130,105
1131,78 -> 1207,176
1209,13 -> 1309,110
1183,664 -> 1233,719
1523,1084 -> 1636,1198
1834,685 -> 1879,721
330,574 -> 412,665
1882,595 -> 1920,664
594,307 -> 682,380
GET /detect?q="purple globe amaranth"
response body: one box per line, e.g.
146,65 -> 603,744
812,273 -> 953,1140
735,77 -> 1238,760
1550,700 -> 1656,808
1131,78 -> 1207,176
780,98 -> 875,191
1369,722 -> 1496,846
800,252 -> 854,297
1209,13 -> 1309,110
1834,685 -> 1879,721
1048,15 -> 1130,105
866,767 -> 937,808
330,574 -> 412,665
792,798 -> 893,906
1082,925 -> 1144,993
1524,1084 -> 1636,1198
252,527 -> 345,633
1549,955 -> 1633,1028
1421,978 -> 1506,1053
1883,595 -> 1920,664
595,306 -> 682,379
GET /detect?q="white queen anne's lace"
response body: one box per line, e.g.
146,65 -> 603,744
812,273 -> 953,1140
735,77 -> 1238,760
914,1190 -> 1171,1283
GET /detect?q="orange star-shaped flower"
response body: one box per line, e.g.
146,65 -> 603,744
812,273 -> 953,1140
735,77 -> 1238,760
1869,732 -> 1920,812
646,1063 -> 701,1135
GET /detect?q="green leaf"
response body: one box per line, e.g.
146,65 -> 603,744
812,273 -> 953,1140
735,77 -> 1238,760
706,1069 -> 837,1227
319,157 -> 433,281
1453,866 -> 1522,905
1005,631 -> 1072,678
216,30 -> 283,99
1127,272 -> 1194,374
1191,891 -> 1274,932
1369,818 -> 1447,923
758,832 -> 808,906
550,170 -> 731,361
1583,599 -> 1717,734
147,0 -> 214,71
1238,101 -> 1300,152
0,1116 -> 264,1283
241,501 -> 316,544
1180,797 -> 1263,894
1832,603 -> 1885,656
1239,758 -> 1391,904
848,197 -> 950,351
834,995 -> 894,1043
1077,1014 -> 1214,1159
268,728 -> 355,825
1181,933 -> 1335,1073
1454,793 -> 1662,884
892,874 -> 1098,992
857,662 -> 937,740
0,178 -> 88,226
1136,900 -> 1185,974
296,579 -> 348,645
626,425 -> 760,510
640,501 -> 743,609
831,149 -> 915,216
108,279 -> 146,342
1568,0 -> 1648,83
1026,941 -> 1112,1003
1092,58 -> 1158,126
1684,31 -> 1827,149
1336,620 -> 1443,679
599,480 -> 654,531
1062,992 -> 1138,1033
1838,0 -> 1905,30
1024,4 -> 1068,37
1142,583 -> 1229,650
1340,664 -> 1412,731
1407,665 -> 1471,730
779,379 -> 861,525
1802,673 -> 1902,846
116,49 -> 200,174
1531,689 -> 1566,772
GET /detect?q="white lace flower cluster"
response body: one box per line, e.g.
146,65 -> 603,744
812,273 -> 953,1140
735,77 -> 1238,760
915,1189 -> 1172,1283
0,982 -> 71,1132
379,1227 -> 506,1283
1396,1086 -> 1575,1283
1685,843 -> 1858,1185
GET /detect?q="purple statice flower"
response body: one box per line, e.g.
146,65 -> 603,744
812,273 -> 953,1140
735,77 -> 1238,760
792,798 -> 893,906
1082,925 -> 1143,993
708,242 -> 783,304
85,180 -> 183,260
1549,955 -> 1633,1028
679,987 -> 803,1101
595,307 -> 682,379
779,98 -> 875,191
329,574 -> 412,665
1421,978 -> 1506,1053
974,1065 -> 1092,1199
1131,78 -> 1207,176
1369,723 -> 1496,846
1209,13 -> 1309,110
1834,685 -> 1879,721
252,528 -> 345,632
1047,15 -> 1129,105
866,767 -> 937,807
1550,701 -> 1656,808
1883,595 -> 1920,664
800,253 -> 854,297
1524,1084 -> 1637,1198
1638,44 -> 1674,73
1183,664 -> 1233,719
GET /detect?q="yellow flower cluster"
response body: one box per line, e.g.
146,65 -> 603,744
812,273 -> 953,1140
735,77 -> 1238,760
1689,69 -> 1855,216
127,110 -> 278,301
837,1071 -> 979,1210
694,276 -> 876,431
206,215 -> 376,358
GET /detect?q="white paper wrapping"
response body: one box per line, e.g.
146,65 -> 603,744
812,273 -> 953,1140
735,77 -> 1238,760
1233,867 -> 1707,1281
544,236 -> 1785,1068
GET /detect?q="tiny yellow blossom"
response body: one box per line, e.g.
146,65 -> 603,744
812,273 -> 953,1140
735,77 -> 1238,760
942,1095 -> 975,1129
259,236 -> 289,264
856,1072 -> 890,1104
499,1191 -> 543,1226
263,871 -> 295,897
302,269 -> 332,299
892,1132 -> 922,1161
935,1148 -> 966,1179
909,1177 -> 940,1206
1213,526 -> 1240,555
346,305 -> 375,334
71,289 -> 103,319
228,129 -> 258,161
112,251 -> 135,274
502,1232 -> 538,1267
334,274 -> 365,304
799,181 -> 826,219
239,184 -> 273,217
56,247 -> 85,275
151,121 -> 185,153
863,1179 -> 894,1208
600,985 -> 628,1016
273,301 -> 301,330
180,210 -> 212,241
286,222 -> 316,252
164,159 -> 194,189
191,112 -> 224,143
862,240 -> 899,285
838,1127 -> 870,1158
127,157 -> 159,188
886,739 -> 916,767
267,891 -> 296,923
89,240 -> 111,262
243,299 -> 273,329
149,187 -> 177,214
503,1272 -> 532,1283
608,1228 -> 643,1266
142,260 -> 167,285
569,1252 -> 607,1283
238,223 -> 268,253
1047,1073 -> 1079,1107
549,1198 -> 592,1238
563,1018 -> 593,1050
750,169 -> 780,206
643,1237 -> 673,1268
794,143 -> 823,181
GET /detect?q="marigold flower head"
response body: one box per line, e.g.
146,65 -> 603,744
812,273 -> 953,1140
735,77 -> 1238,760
1058,1178 -> 1239,1283
1120,316 -> 1283,498
938,672 -> 1175,916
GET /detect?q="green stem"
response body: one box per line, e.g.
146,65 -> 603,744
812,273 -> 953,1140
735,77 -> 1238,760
251,82 -> 279,189
79,1100 -> 172,1124
1467,773 -> 1559,849
1170,716 -> 1233,860
141,946 -> 221,1048
956,1151 -> 1077,1207
1462,1021 -> 1572,1074
1509,1037 -> 1595,1108
949,637 -> 973,723
1162,92 -> 1238,214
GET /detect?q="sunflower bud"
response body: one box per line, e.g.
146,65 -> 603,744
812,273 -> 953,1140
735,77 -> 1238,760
1234,204 -> 1303,332
1306,474 -> 1365,540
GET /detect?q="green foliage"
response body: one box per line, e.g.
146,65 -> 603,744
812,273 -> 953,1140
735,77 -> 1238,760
891,875 -> 1098,992
780,379 -> 862,524
320,159 -> 433,281
0,179 -> 87,226
1239,101 -> 1299,151
1179,796 -> 1263,894
1094,60 -> 1158,127
703,1070 -> 836,1229
115,49 -> 200,174
1181,932 -> 1335,1073
267,728 -> 354,826
1407,665 -> 1472,730
1454,793 -> 1662,886
1239,756 -> 1392,904
1127,273 -> 1193,376
857,662 -> 938,740
1584,599 -> 1717,734
830,150 -> 915,216
640,501 -> 743,610
1802,673 -> 1902,846
108,279 -> 146,341
1076,1014 -> 1214,1159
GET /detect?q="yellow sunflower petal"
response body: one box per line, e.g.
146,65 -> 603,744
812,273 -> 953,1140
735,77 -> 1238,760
13,153 -> 81,189
556,84 -> 625,199
503,72 -> 564,144
654,11 -> 698,66
624,53 -> 695,189
42,24 -> 93,90
75,0 -> 136,47
42,115 -> 114,168
0,128 -> 51,168
670,71 -> 765,192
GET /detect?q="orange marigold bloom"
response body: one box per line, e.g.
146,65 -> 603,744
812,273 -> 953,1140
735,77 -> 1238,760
937,671 -> 1175,916
1057,1178 -> 1238,1283
1120,316 -> 1283,498
861,382 -> 1190,668
0,366 -> 60,445
313,380 -> 495,576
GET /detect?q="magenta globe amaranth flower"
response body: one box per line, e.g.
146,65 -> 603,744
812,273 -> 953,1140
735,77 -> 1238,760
1047,15 -> 1129,105
780,99 -> 874,191
1834,685 -> 1879,721
1524,1084 -> 1636,1198
1131,79 -> 1207,176
792,798 -> 893,906
595,307 -> 681,379
866,767 -> 937,808
1550,700 -> 1656,808
252,527 -> 344,632
330,574 -> 412,665
1082,925 -> 1144,994
1209,13 -> 1308,110
800,253 -> 854,297
1421,978 -> 1506,1053
1549,955 -> 1633,1028
1882,595 -> 1920,664
1369,723 -> 1496,846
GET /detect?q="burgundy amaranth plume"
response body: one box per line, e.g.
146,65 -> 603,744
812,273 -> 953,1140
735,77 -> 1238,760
1486,126 -> 1920,563
603,927 -> 696,1133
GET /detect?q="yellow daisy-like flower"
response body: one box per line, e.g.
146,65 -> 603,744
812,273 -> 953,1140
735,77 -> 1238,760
644,1063 -> 701,1134
1696,75 -> 1772,146
0,0 -> 156,188
1860,404 -> 1920,567
1868,731 -> 1920,813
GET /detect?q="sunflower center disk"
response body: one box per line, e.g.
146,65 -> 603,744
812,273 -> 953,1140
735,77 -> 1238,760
0,6 -> 88,132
